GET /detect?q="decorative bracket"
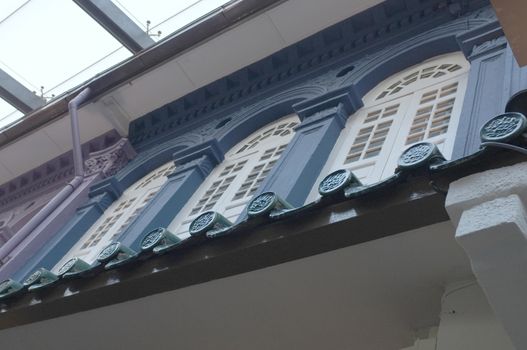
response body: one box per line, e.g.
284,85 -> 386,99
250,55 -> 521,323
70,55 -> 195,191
0,279 -> 23,300
140,227 -> 183,254
480,112 -> 527,144
247,192 -> 293,218
397,142 -> 446,171
23,268 -> 59,291
96,242 -> 137,269
318,169 -> 362,197
57,257 -> 92,278
189,211 -> 232,237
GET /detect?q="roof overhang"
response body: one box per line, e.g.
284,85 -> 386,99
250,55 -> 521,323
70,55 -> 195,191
0,221 -> 472,349
1,148 -> 523,330
0,0 -> 383,185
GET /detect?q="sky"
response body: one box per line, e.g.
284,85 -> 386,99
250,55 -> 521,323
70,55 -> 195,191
0,0 -> 231,129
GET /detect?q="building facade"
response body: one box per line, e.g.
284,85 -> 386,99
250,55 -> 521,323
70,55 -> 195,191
0,0 -> 526,349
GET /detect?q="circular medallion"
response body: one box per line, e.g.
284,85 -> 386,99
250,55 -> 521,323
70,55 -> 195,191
0,279 -> 11,292
318,169 -> 352,195
189,212 -> 215,236
58,258 -> 78,276
24,269 -> 42,286
97,242 -> 120,262
141,228 -> 165,250
247,192 -> 276,217
398,142 -> 439,170
480,112 -> 527,143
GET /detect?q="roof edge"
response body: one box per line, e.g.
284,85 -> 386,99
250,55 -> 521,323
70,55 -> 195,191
0,0 -> 285,149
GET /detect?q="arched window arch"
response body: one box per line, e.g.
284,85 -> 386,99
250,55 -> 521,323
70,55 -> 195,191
54,162 -> 176,268
168,114 -> 299,236
311,52 -> 469,196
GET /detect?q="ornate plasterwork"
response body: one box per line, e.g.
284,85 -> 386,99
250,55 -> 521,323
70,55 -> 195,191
129,1 -> 494,151
318,170 -> 352,196
84,138 -> 136,178
470,36 -> 507,58
480,113 -> 527,143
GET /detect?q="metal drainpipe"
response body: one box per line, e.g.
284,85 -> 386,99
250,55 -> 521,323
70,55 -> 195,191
0,87 -> 91,264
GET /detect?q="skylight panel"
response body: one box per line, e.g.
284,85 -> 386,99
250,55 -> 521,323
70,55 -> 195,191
0,98 -> 23,130
0,0 -> 132,102
112,0 -> 232,41
0,0 -> 29,23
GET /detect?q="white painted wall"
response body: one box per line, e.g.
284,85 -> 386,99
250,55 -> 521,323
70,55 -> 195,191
436,281 -> 515,350
446,161 -> 527,349
401,281 -> 515,350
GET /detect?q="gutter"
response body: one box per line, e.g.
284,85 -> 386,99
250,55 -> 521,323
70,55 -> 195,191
0,88 -> 91,265
0,0 -> 285,149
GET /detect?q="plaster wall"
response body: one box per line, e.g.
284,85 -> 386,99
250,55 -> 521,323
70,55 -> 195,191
435,282 -> 514,350
401,282 -> 514,350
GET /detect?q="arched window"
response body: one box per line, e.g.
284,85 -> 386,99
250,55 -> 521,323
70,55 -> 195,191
312,53 -> 469,193
168,114 -> 299,236
54,162 -> 176,268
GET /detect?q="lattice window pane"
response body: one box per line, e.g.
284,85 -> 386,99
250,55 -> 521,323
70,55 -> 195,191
375,63 -> 463,101
169,115 -> 299,235
344,104 -> 399,164
54,162 -> 175,268
405,81 -> 459,145
309,53 -> 469,203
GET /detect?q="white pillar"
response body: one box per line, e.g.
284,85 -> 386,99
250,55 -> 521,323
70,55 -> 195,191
446,161 -> 527,349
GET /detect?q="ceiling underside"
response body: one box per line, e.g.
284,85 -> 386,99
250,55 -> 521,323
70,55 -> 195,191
0,222 -> 474,349
0,0 -> 383,185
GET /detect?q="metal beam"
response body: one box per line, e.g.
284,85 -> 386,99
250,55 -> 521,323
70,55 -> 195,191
0,69 -> 44,113
73,0 -> 155,53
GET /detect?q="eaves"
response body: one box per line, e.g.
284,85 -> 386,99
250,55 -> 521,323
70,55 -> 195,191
0,0 -> 285,149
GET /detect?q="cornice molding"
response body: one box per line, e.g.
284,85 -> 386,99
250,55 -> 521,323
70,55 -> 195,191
0,130 -> 121,212
84,138 -> 136,178
129,0 -> 492,151
293,85 -> 363,129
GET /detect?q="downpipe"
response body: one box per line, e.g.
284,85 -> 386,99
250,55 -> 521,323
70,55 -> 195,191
0,87 -> 91,264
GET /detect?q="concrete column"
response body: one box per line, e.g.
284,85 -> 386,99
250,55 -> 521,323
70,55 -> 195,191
12,191 -> 117,280
453,27 -> 508,158
120,142 -> 223,250
445,161 -> 527,349
251,86 -> 362,207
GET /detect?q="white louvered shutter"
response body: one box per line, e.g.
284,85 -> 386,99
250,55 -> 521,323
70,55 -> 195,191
54,162 -> 175,269
309,53 -> 469,200
169,114 -> 299,236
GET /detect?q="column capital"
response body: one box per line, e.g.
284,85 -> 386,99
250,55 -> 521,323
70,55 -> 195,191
84,138 -> 136,178
293,85 -> 363,129
456,23 -> 505,61
172,139 -> 224,168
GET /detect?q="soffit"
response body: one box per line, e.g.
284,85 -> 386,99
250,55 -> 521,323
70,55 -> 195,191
0,221 -> 473,349
0,0 -> 383,185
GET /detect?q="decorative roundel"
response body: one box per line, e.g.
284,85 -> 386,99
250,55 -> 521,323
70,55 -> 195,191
24,269 -> 42,286
141,228 -> 165,251
480,112 -> 527,143
318,169 -> 352,196
247,192 -> 276,217
58,258 -> 78,276
97,242 -> 121,262
398,142 -> 441,170
0,279 -> 11,291
189,211 -> 216,236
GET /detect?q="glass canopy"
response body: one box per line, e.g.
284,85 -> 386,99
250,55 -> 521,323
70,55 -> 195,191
0,0 -> 233,128
112,0 -> 232,41
0,98 -> 23,130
